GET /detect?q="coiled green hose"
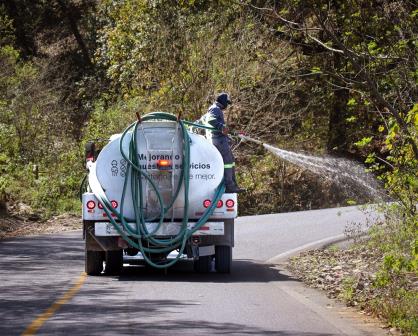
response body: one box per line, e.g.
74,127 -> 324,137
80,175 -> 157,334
90,112 -> 225,268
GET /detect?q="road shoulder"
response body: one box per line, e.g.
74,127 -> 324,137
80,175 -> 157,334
270,261 -> 389,336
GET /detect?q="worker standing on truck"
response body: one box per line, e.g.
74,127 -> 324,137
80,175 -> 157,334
202,92 -> 245,193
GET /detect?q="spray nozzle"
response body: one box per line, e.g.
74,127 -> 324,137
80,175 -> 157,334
236,133 -> 264,145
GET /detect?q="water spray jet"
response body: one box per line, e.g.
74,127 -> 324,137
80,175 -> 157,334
237,134 -> 387,202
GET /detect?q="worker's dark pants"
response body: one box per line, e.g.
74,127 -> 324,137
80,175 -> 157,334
212,136 -> 237,188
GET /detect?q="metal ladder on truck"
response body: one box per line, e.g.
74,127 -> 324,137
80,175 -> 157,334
141,121 -> 180,229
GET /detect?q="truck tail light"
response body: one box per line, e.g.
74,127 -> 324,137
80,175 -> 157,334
157,159 -> 171,170
86,200 -> 96,209
203,200 -> 223,208
225,199 -> 235,208
98,202 -> 104,209
111,200 -> 118,208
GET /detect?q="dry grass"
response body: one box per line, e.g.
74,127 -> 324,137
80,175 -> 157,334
0,213 -> 81,239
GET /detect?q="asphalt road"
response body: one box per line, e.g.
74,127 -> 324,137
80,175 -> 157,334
0,206 -> 384,336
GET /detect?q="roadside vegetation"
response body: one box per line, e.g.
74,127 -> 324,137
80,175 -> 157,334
0,1 -> 416,332
289,203 -> 417,333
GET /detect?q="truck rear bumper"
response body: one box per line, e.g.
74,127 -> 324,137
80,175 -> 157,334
84,219 -> 234,252
94,221 -> 224,237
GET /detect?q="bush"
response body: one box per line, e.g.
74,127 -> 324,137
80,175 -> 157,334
367,204 -> 418,333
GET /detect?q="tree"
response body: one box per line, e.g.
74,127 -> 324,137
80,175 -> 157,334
248,0 -> 417,159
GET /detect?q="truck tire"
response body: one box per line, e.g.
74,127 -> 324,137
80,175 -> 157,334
215,245 -> 232,273
193,256 -> 212,273
85,250 -> 104,275
105,250 -> 123,275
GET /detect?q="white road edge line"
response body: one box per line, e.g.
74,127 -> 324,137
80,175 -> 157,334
265,234 -> 347,264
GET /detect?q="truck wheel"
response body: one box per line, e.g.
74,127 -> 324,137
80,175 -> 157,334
193,256 -> 212,273
85,250 -> 104,275
105,250 -> 123,275
215,245 -> 232,273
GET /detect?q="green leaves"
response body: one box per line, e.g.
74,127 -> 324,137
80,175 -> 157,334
311,66 -> 321,74
345,115 -> 357,123
365,153 -> 376,164
367,41 -> 380,55
347,98 -> 357,107
406,103 -> 418,127
354,136 -> 373,148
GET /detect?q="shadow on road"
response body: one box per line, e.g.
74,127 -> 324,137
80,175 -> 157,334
116,259 -> 299,284
0,233 -> 325,336
32,299 -> 338,336
0,233 -> 84,336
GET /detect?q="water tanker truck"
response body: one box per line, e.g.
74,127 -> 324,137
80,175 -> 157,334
82,112 -> 237,275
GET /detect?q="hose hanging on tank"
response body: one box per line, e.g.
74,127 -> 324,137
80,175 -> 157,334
87,112 -> 225,268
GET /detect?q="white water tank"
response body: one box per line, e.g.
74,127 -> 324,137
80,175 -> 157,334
92,121 -> 224,219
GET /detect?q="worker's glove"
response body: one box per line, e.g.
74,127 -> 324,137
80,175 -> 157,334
221,126 -> 229,135
230,130 -> 246,137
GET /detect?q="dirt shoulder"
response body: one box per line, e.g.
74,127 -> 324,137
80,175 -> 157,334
286,243 -> 415,335
287,244 -> 379,304
0,213 -> 81,239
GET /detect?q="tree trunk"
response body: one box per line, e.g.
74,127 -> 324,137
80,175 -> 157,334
327,83 -> 348,153
0,199 -> 7,216
327,8 -> 349,154
3,1 -> 37,56
57,0 -> 92,67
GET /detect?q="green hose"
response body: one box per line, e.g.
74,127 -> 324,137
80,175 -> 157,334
90,112 -> 225,268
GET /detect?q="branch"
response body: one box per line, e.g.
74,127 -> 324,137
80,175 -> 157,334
273,11 -> 321,31
306,34 -> 343,54
314,13 -> 418,160
274,14 -> 300,26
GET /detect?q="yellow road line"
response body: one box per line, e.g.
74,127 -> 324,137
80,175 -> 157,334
21,272 -> 87,336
